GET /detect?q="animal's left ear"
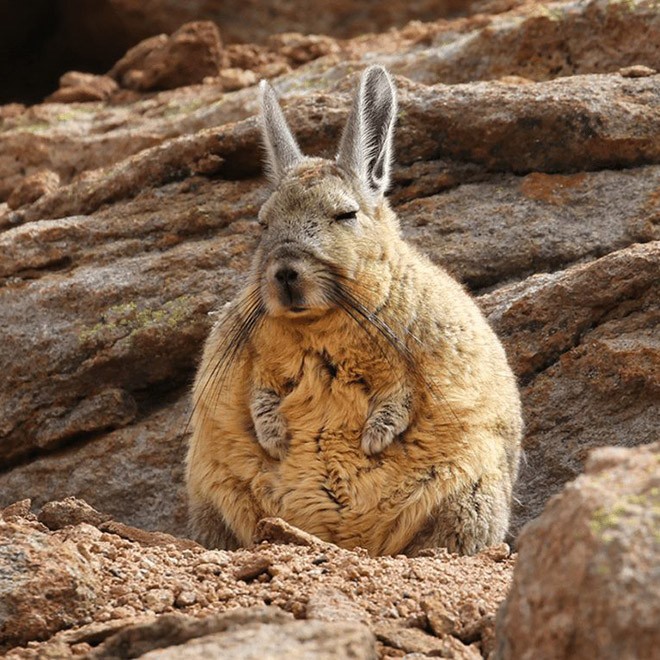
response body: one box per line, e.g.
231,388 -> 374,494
336,66 -> 397,199
259,80 -> 303,184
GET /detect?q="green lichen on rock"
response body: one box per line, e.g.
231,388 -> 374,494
79,295 -> 192,344
589,486 -> 660,541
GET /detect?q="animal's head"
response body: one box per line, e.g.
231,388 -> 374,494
254,66 -> 399,319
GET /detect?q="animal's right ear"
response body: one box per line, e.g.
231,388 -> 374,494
259,80 -> 303,185
336,66 -> 397,199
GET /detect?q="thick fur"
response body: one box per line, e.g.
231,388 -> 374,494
186,67 -> 522,556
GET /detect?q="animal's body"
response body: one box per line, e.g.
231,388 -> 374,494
186,67 -> 522,556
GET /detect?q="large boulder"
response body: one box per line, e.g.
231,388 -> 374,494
496,442 -> 660,659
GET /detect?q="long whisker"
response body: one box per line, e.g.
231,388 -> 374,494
184,287 -> 265,434
329,269 -> 425,348
327,276 -> 462,427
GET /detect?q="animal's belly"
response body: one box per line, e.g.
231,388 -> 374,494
246,375 -> 438,555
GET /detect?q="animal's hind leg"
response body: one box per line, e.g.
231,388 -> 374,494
188,498 -> 241,550
402,475 -> 512,556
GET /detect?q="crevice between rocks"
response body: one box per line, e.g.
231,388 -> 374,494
0,379 -> 193,476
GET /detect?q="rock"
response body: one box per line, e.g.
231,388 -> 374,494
6,170 -> 60,210
386,0 -> 660,84
0,397 -> 192,537
3,72 -> 659,213
421,598 -> 458,636
143,589 -> 175,613
217,68 -> 258,92
0,519 -> 100,650
374,621 -> 480,657
38,497 -> 112,530
89,608 -> 293,658
0,499 -> 32,521
401,167 -> 660,290
46,72 -> 118,104
138,620 -> 377,659
481,241 -> 660,535
619,64 -> 657,78
97,521 -> 202,552
306,587 -> 370,624
265,33 -> 340,64
255,517 -> 333,549
496,442 -> 660,660
233,556 -> 272,582
109,22 -> 223,91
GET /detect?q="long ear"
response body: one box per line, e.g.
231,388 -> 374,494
336,66 -> 397,198
259,80 -> 303,184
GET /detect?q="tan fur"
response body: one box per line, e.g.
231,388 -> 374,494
186,70 -> 522,556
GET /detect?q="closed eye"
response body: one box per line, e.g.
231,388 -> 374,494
334,210 -> 358,222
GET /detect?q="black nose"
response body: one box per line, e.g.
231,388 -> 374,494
275,267 -> 299,285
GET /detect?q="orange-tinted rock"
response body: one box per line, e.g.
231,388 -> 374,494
46,72 -> 118,104
110,22 -> 223,91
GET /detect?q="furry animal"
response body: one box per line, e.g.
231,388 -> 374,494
186,66 -> 522,556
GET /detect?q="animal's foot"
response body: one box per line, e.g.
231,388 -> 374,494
251,388 -> 289,459
361,421 -> 396,456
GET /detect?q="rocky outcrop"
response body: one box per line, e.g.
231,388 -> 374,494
0,501 -> 511,657
496,442 -> 660,660
0,0 -> 658,542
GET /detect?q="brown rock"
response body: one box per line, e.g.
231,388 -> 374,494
421,598 -> 458,636
110,22 -> 223,91
3,70 -> 659,211
46,72 -> 119,104
234,556 -> 272,582
265,33 -> 340,64
98,520 -> 201,552
388,0 -> 660,84
90,608 -> 293,658
53,0 -> 473,49
481,241 -> 660,534
306,587 -> 370,624
401,166 -> 659,290
375,621 -> 480,657
38,497 -> 112,530
0,513 -> 513,656
619,64 -> 657,78
217,68 -> 258,92
139,620 -> 377,659
254,517 -> 333,549
0,499 -> 32,521
0,519 -> 100,650
0,397 -> 192,538
6,170 -> 60,210
496,442 -> 660,660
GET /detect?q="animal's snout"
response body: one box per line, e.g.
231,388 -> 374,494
275,266 -> 299,286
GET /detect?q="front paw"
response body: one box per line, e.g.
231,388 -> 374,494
361,421 -> 396,456
254,414 -> 289,460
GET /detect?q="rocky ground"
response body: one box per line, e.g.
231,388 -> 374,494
0,0 -> 658,657
2,443 -> 657,658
